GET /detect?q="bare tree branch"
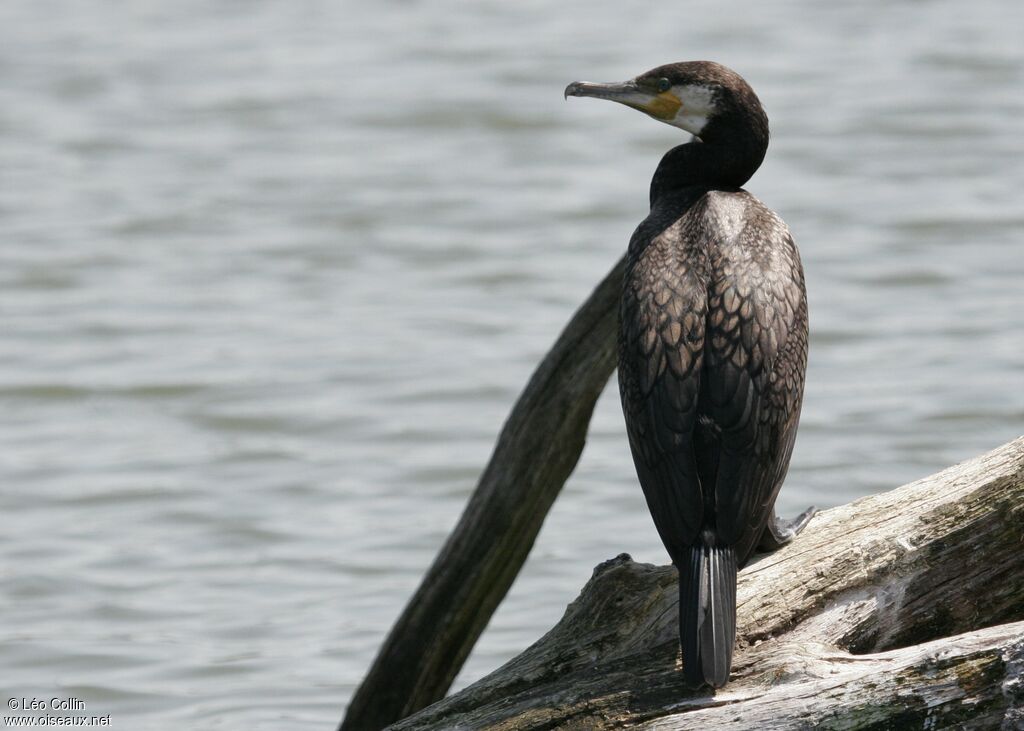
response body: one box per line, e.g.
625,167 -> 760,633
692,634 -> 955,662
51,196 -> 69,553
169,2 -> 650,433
390,436 -> 1024,730
341,257 -> 626,731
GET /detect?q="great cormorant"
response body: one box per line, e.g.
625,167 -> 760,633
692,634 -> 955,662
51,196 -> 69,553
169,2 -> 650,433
566,61 -> 815,689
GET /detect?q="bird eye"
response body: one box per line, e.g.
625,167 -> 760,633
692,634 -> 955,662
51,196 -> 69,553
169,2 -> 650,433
657,77 -> 671,93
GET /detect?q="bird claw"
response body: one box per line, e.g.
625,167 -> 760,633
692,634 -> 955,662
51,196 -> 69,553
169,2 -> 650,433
757,505 -> 816,552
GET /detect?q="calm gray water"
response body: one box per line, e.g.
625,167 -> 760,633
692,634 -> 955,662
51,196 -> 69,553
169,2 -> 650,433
1,0 -> 1022,728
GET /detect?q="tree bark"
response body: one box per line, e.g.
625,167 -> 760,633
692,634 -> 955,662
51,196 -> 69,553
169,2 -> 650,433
341,257 -> 626,731
389,436 -> 1024,730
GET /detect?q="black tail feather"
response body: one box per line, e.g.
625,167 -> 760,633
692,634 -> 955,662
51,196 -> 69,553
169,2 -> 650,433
679,542 -> 737,689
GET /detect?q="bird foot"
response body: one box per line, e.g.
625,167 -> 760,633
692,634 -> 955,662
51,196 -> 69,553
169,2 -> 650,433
757,505 -> 816,552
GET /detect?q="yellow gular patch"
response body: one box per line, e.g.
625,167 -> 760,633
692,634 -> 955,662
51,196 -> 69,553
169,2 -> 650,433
646,91 -> 682,120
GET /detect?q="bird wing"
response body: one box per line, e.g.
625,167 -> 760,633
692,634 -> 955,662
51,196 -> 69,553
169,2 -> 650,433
703,216 -> 808,567
618,216 -> 709,560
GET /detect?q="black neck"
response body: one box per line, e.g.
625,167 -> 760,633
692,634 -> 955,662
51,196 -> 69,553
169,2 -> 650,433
649,123 -> 768,206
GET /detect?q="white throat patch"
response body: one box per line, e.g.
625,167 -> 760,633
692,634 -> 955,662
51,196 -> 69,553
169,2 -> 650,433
670,85 -> 716,137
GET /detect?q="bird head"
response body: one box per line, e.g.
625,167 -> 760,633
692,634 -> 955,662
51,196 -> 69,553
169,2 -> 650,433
564,61 -> 765,143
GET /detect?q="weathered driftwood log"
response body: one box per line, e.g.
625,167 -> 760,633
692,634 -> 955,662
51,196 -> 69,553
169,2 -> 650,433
391,436 -> 1024,730
341,257 -> 626,731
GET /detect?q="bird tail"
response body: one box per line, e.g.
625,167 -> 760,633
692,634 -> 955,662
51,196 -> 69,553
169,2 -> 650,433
679,541 -> 737,689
